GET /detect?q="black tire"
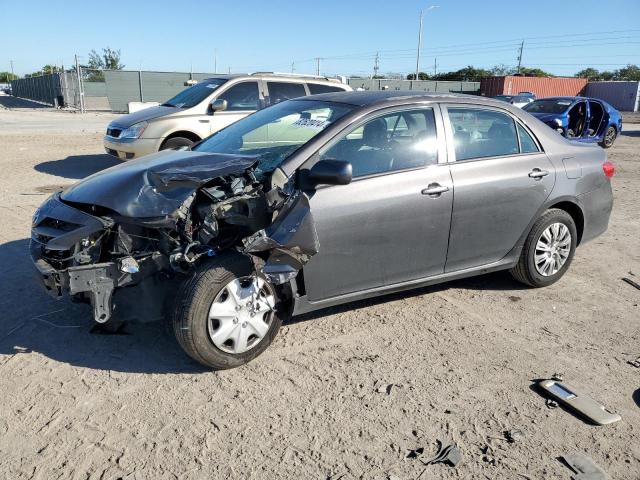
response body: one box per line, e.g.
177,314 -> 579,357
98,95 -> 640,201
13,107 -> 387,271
510,209 -> 577,288
161,136 -> 195,151
172,255 -> 286,370
599,126 -> 616,149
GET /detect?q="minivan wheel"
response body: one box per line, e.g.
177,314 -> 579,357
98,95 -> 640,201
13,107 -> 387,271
172,255 -> 285,369
600,126 -> 616,148
161,136 -> 195,151
510,208 -> 577,288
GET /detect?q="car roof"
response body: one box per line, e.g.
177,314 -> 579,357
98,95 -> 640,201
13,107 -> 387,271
201,74 -> 345,85
532,96 -> 585,102
293,90 -> 501,107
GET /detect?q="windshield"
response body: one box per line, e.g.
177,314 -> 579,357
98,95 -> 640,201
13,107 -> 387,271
523,99 -> 573,114
494,95 -> 512,101
162,79 -> 227,108
193,100 -> 355,179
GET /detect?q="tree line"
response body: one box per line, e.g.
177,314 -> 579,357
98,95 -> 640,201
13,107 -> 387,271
400,63 -> 640,82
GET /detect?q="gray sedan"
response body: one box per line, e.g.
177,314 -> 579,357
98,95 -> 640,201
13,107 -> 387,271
30,91 -> 614,369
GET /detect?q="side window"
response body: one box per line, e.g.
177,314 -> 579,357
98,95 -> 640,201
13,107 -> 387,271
321,109 -> 438,178
267,82 -> 306,104
448,108 -> 519,161
517,123 -> 540,153
217,82 -> 259,111
307,83 -> 346,95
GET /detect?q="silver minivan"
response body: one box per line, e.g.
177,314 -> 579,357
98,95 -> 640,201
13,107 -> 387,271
103,73 -> 352,160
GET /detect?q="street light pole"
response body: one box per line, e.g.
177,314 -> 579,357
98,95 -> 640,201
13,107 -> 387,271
415,5 -> 439,81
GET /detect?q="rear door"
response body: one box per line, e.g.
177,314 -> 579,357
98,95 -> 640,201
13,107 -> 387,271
443,105 -> 555,272
265,81 -> 307,106
302,105 -> 453,301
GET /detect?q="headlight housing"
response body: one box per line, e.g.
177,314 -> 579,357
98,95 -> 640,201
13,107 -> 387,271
119,121 -> 148,139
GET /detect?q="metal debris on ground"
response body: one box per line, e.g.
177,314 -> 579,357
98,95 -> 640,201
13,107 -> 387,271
621,277 -> 640,291
545,398 -> 559,409
405,447 -> 424,459
627,357 -> 640,368
419,440 -> 462,467
504,429 -> 525,443
560,453 -> 607,480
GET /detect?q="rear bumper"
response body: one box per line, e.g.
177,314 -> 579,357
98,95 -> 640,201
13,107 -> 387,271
103,136 -> 160,160
578,180 -> 613,244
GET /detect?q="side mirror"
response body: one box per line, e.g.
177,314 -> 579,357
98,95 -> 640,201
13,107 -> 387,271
209,98 -> 228,114
308,159 -> 352,187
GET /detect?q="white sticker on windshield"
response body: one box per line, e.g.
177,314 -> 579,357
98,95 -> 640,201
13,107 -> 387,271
558,100 -> 572,105
292,118 -> 330,129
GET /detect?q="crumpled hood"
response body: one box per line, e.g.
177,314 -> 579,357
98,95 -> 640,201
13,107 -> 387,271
61,150 -> 257,218
109,105 -> 177,129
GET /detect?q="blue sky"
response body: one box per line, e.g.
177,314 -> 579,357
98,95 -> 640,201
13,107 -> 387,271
2,0 -> 640,77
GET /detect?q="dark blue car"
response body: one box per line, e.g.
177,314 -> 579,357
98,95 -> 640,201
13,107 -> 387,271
522,96 -> 622,148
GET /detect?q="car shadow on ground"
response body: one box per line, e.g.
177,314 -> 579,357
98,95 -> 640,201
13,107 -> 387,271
621,130 -> 640,138
0,238 -> 208,374
2,235 -> 527,374
290,270 -> 527,324
0,95 -> 50,109
34,154 -> 121,179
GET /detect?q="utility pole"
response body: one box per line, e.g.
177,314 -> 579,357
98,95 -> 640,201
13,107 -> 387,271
315,57 -> 322,76
291,61 -> 295,73
434,57 -> 437,77
373,51 -> 380,78
74,54 -> 85,113
517,40 -> 524,74
214,49 -> 218,73
10,60 -> 14,78
415,6 -> 439,81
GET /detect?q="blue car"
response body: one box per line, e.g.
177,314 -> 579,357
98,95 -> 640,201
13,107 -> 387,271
522,96 -> 622,148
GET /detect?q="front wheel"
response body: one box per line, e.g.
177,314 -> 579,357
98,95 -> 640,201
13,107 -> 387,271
599,126 -> 617,149
172,255 -> 286,369
161,136 -> 195,151
510,209 -> 577,288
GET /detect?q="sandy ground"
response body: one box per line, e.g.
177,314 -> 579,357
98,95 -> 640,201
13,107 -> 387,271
0,97 -> 638,480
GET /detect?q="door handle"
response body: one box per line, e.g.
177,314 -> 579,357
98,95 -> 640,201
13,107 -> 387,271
421,183 -> 449,196
528,168 -> 549,179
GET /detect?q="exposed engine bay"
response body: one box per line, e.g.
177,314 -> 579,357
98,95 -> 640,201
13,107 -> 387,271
30,151 -> 318,325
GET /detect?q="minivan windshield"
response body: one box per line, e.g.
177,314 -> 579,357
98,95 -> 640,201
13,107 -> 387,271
193,99 -> 355,179
523,99 -> 573,114
162,79 -> 227,108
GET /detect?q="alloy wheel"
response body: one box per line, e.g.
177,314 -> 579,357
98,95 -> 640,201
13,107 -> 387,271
604,127 -> 616,147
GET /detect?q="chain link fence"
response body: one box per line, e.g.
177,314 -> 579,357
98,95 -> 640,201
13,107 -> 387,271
11,69 -> 481,113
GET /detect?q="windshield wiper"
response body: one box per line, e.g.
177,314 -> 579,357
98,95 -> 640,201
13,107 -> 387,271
161,103 -> 175,107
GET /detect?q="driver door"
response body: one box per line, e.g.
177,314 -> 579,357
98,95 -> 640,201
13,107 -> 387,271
302,106 -> 453,302
209,80 -> 263,134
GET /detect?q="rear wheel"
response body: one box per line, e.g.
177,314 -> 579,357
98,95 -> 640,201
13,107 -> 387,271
600,126 -> 616,148
510,209 -> 577,288
161,136 -> 195,151
172,255 -> 286,369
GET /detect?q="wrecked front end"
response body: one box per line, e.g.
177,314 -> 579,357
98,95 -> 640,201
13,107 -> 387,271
30,151 -> 317,325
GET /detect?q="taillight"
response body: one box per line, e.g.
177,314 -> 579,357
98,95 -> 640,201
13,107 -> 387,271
603,161 -> 615,178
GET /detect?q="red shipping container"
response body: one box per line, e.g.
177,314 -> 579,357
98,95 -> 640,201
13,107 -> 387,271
480,76 -> 588,98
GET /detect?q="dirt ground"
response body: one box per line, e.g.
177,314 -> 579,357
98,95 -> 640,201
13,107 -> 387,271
0,97 -> 638,480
